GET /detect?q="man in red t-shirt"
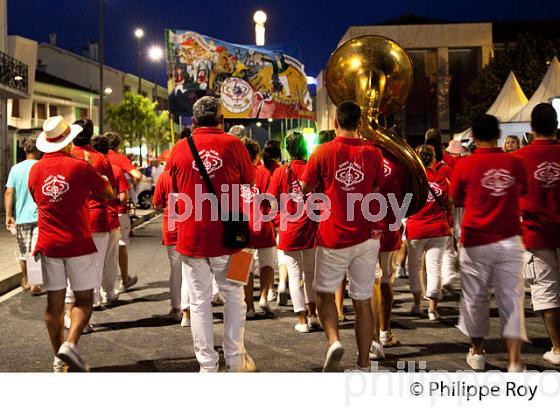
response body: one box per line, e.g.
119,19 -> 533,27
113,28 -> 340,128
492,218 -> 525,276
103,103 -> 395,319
29,116 -> 113,372
167,96 -> 255,372
302,101 -> 385,372
105,132 -> 140,292
451,114 -> 528,372
514,103 -> 560,366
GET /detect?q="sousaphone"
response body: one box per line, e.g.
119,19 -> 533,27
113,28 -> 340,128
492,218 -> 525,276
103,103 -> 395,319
325,35 -> 428,216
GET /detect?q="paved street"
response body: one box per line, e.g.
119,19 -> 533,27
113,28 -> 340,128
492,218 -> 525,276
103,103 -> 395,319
0,215 -> 557,373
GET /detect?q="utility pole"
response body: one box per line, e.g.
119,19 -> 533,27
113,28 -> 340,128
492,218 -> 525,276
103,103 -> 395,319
98,0 -> 104,133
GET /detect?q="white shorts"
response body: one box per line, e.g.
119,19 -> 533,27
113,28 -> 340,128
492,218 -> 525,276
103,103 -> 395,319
254,247 -> 276,270
118,214 -> 131,246
314,239 -> 380,300
41,253 -> 98,292
526,248 -> 560,311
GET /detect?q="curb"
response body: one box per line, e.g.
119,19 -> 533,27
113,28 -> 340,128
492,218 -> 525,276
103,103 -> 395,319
0,210 -> 158,297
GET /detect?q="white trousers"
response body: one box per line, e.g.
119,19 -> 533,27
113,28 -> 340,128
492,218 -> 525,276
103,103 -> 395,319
181,255 -> 247,370
457,236 -> 528,341
407,236 -> 449,300
284,248 -> 316,313
525,248 -> 560,311
166,246 -> 190,310
101,229 -> 120,296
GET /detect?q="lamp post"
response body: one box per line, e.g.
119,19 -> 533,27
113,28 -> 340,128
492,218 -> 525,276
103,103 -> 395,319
253,10 -> 267,46
98,0 -> 105,133
134,28 -> 144,94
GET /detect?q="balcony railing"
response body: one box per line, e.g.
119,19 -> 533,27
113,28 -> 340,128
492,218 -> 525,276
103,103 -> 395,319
0,51 -> 28,94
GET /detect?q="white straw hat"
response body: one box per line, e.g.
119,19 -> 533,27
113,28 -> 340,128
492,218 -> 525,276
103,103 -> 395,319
36,116 -> 83,153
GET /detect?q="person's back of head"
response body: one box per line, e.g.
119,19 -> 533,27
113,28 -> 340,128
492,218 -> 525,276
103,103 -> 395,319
193,96 -> 222,127
228,124 -> 248,139
91,135 -> 110,155
73,118 -> 94,146
425,128 -> 442,144
263,139 -> 282,170
471,114 -> 500,142
425,137 -> 443,162
531,103 -> 558,138
285,132 -> 307,161
241,137 -> 260,164
416,145 -> 435,168
23,137 -> 40,159
104,131 -> 122,150
335,101 -> 361,131
318,129 -> 336,145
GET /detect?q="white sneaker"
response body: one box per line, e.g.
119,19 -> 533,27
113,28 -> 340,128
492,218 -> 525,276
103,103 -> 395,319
228,353 -> 257,372
57,342 -> 90,372
323,341 -> 344,372
428,310 -> 440,321
380,330 -> 398,347
543,349 -> 560,365
395,266 -> 407,278
52,357 -> 67,373
294,323 -> 310,333
259,298 -> 273,314
180,317 -> 190,327
117,275 -> 138,293
199,365 -> 219,373
102,291 -> 119,305
369,340 -> 385,360
267,289 -> 275,302
466,348 -> 485,370
308,315 -> 321,330
508,363 -> 526,372
82,323 -> 95,334
410,305 -> 422,316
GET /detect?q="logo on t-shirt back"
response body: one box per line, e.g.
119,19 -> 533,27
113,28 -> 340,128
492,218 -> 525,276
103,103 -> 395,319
481,168 -> 515,196
240,184 -> 259,203
42,175 -> 70,203
192,150 -> 223,177
534,161 -> 560,188
289,180 -> 305,202
335,161 -> 365,191
427,182 -> 442,203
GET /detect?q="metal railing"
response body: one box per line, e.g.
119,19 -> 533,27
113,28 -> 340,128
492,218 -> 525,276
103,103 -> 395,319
0,51 -> 28,94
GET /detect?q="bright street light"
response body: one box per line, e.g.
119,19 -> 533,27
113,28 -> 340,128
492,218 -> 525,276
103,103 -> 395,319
134,28 -> 144,39
253,10 -> 267,46
253,10 -> 267,24
104,87 -> 113,95
268,118 -> 273,123
256,121 -> 262,127
148,46 -> 164,61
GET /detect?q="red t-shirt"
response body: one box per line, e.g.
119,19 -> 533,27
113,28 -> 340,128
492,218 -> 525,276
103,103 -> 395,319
107,149 -> 136,175
167,127 -> 255,258
514,139 -> 560,249
28,152 -> 107,258
241,165 -> 276,249
268,160 -> 317,251
106,164 -> 128,229
407,167 -> 451,240
434,161 -> 452,181
302,136 -> 385,249
72,145 -> 115,233
450,147 -> 527,247
153,170 -> 178,246
378,155 -> 406,252
443,152 -> 461,170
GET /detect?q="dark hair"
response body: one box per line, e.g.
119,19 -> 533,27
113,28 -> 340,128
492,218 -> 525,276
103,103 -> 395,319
471,114 -> 500,141
241,137 -> 260,163
105,132 -> 121,150
416,145 -> 435,167
318,129 -> 336,145
180,128 -> 191,140
22,138 -> 39,154
425,128 -> 442,144
263,139 -> 282,171
531,103 -> 558,136
73,118 -> 94,146
336,101 -> 361,131
425,137 -> 443,162
193,96 -> 221,127
91,135 -> 110,154
285,132 -> 307,160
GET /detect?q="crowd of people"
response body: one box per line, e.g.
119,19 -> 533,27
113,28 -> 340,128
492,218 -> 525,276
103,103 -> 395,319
3,95 -> 559,373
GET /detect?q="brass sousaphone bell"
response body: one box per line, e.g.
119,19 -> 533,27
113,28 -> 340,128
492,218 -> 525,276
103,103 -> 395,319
325,35 -> 428,216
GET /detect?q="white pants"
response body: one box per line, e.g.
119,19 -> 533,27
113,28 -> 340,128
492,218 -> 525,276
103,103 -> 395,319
167,246 -> 190,310
284,248 -> 316,313
118,214 -> 131,246
181,255 -> 247,370
65,232 -> 109,304
407,236 -> 449,300
457,236 -> 528,341
525,248 -> 560,312
101,229 -> 120,297
442,236 -> 459,287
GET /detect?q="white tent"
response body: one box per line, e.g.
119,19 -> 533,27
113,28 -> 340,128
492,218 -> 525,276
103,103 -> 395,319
509,56 -> 560,122
487,71 -> 528,122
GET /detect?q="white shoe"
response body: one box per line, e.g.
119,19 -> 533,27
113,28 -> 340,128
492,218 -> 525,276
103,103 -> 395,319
199,365 -> 219,373
82,323 -> 95,334
294,323 -> 310,333
117,275 -> 138,293
466,348 -> 485,370
53,357 -> 67,373
428,310 -> 440,321
380,330 -> 398,347
57,342 -> 89,372
543,349 -> 560,365
323,341 -> 344,372
258,298 -> 273,314
369,340 -> 385,360
308,315 -> 321,330
228,354 -> 257,372
508,363 -> 526,372
410,305 -> 422,316
267,289 -> 275,302
395,266 -> 407,278
101,291 -> 119,305
180,317 -> 190,327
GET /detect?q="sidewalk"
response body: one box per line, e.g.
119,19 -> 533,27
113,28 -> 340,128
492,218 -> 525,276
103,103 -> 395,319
0,209 -> 157,296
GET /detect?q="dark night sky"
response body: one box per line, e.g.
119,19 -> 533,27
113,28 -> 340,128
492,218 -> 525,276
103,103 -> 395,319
7,0 -> 560,85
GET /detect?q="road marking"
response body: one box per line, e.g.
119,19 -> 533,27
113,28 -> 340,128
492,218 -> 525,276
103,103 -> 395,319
0,286 -> 23,305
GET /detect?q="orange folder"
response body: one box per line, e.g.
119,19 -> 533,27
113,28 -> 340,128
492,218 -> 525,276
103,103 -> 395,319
226,249 -> 255,285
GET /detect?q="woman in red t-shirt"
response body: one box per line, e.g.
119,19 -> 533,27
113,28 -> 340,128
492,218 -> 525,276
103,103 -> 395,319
406,145 -> 452,321
268,132 -> 319,332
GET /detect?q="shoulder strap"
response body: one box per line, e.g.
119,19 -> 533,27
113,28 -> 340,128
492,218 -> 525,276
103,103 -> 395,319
427,183 -> 448,217
186,135 -> 221,215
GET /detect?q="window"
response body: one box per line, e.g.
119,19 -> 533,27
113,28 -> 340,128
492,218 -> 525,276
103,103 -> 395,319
76,108 -> 89,119
49,105 -> 58,116
37,103 -> 47,120
11,99 -> 20,118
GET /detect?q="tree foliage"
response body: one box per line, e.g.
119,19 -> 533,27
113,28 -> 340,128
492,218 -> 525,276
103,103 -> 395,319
461,33 -> 560,126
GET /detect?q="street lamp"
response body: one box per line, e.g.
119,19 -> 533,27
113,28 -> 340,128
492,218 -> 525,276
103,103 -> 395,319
104,87 -> 113,95
148,46 -> 164,109
134,27 -> 144,94
253,10 -> 267,46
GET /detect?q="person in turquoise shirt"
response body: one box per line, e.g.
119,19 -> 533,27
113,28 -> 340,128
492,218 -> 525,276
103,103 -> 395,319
5,138 -> 41,293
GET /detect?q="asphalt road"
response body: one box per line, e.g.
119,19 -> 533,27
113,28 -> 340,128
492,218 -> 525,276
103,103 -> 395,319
0,216 -> 557,372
